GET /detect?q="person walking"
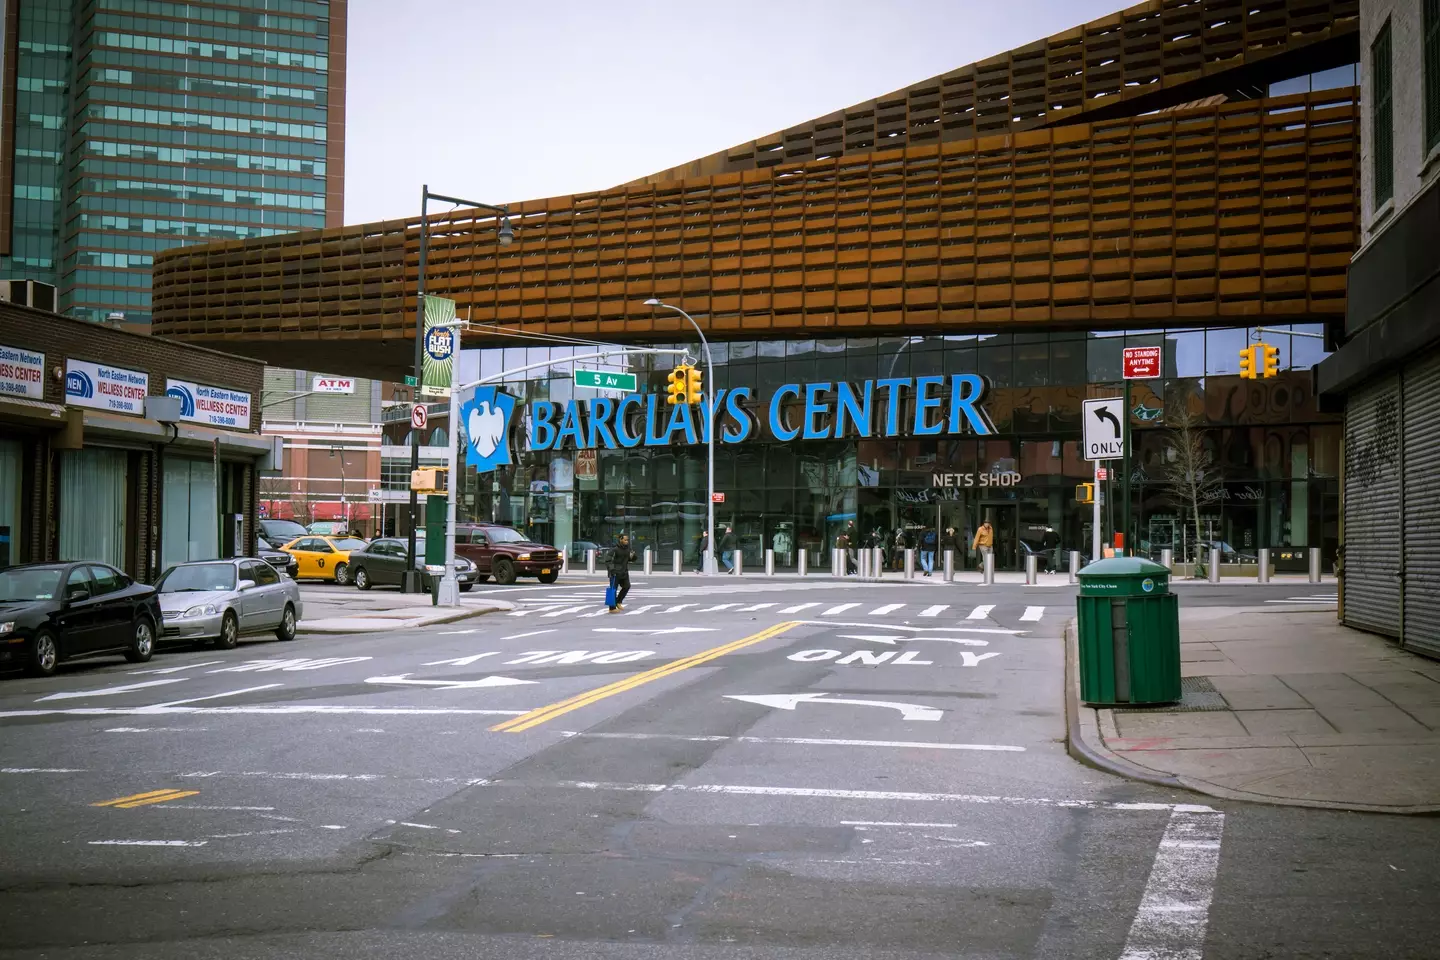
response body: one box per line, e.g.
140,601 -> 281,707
1042,526 -> 1061,573
721,526 -> 738,573
836,521 -> 856,574
694,529 -> 709,573
920,526 -> 937,576
607,533 -> 636,611
972,519 -> 995,565
892,527 -> 907,572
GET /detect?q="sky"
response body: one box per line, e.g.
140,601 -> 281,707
343,0 -> 1125,226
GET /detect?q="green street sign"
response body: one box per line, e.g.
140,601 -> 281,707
403,375 -> 418,386
574,369 -> 638,392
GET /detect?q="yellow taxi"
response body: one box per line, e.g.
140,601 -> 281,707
279,535 -> 370,584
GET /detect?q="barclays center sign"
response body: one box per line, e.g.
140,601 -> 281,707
526,374 -> 995,452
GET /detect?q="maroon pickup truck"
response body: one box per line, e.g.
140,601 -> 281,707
453,523 -> 562,584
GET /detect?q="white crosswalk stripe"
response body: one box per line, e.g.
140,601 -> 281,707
543,605 -> 591,618
738,602 -> 777,612
869,603 -> 905,616
1020,606 -> 1045,622
780,602 -> 820,614
821,603 -> 860,616
578,608 -> 611,618
967,605 -> 994,620
511,604 -> 562,616
697,603 -> 740,613
919,605 -> 950,617
663,603 -> 696,614
624,604 -> 661,616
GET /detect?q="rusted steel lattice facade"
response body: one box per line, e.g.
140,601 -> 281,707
151,0 -> 1361,380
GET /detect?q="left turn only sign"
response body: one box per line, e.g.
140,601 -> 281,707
1082,397 -> 1124,461
411,403 -> 428,430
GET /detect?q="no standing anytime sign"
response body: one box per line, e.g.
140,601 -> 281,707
1122,346 -> 1161,379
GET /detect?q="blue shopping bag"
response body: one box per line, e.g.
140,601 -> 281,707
605,575 -> 617,610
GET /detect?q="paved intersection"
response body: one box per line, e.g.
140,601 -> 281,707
0,577 -> 1432,959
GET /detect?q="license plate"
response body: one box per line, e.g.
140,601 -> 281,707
541,568 -> 551,575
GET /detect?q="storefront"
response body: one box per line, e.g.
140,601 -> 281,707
450,328 -> 1340,571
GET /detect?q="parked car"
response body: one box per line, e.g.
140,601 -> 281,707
455,523 -> 562,584
0,561 -> 161,677
347,537 -> 479,592
1198,540 -> 1258,564
258,518 -> 309,550
307,521 -> 348,536
566,540 -> 610,565
278,535 -> 369,584
156,558 -> 302,648
257,546 -> 298,580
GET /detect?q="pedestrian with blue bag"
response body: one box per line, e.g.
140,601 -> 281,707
607,533 -> 635,612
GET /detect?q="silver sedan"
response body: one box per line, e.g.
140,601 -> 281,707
156,558 -> 303,648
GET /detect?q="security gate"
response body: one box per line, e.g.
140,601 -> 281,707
1343,375 -> 1401,638
1402,351 -> 1440,656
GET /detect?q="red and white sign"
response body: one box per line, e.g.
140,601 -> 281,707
312,376 -> 355,394
410,403 -> 428,430
712,492 -> 725,503
1122,346 -> 1162,379
1097,467 -> 1109,480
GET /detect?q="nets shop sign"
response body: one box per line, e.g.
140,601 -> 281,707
528,374 -> 994,451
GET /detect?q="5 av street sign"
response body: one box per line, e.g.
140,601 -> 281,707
1083,397 -> 1125,461
574,369 -> 638,392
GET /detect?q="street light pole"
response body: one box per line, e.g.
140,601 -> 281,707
405,186 -> 513,593
644,299 -> 717,575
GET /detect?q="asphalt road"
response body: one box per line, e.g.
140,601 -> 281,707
0,574 -> 1431,960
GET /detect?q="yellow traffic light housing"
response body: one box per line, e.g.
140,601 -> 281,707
1260,343 -> 1280,378
665,366 -> 688,405
410,466 -> 448,493
1239,344 -> 1258,380
1076,483 -> 1095,504
685,365 -> 703,404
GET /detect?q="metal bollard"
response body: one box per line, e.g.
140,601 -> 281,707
1208,546 -> 1221,583
982,550 -> 995,585
764,548 -> 775,576
798,551 -> 808,577
1025,553 -> 1038,585
903,548 -> 915,579
1257,547 -> 1269,584
873,547 -> 884,579
561,552 -> 569,575
1160,548 -> 1173,571
1308,546 -> 1322,584
734,551 -> 743,577
942,549 -> 955,582
1068,549 -> 1081,584
672,549 -> 682,575
832,548 -> 843,578
642,547 -> 653,575
586,548 -> 596,575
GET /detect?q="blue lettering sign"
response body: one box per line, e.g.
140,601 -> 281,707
530,400 -> 558,450
947,374 -> 992,434
769,384 -> 801,442
913,375 -> 945,436
802,382 -> 832,440
555,399 -> 585,449
877,378 -> 908,436
615,395 -> 643,448
587,397 -> 619,449
723,387 -> 754,442
835,380 -> 873,437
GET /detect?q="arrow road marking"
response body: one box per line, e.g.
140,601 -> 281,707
1020,606 -> 1045,622
726,693 -> 942,722
364,674 -> 535,690
592,626 -> 717,635
129,661 -> 224,675
423,653 -> 500,667
966,605 -> 994,620
38,679 -> 187,702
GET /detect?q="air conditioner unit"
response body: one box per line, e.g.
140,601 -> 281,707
0,279 -> 57,312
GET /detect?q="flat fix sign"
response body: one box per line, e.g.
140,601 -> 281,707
1122,346 -> 1161,379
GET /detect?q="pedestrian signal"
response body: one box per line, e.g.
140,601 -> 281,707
1076,483 -> 1095,504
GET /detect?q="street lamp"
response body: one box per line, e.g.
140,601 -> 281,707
404,185 -> 513,594
329,446 -> 348,532
643,298 -> 718,575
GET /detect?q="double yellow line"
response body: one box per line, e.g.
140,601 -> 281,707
491,620 -> 800,733
92,788 -> 199,809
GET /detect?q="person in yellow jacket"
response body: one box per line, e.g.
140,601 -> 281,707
972,520 -> 994,561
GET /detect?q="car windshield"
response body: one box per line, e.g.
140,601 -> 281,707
262,520 -> 307,540
333,538 -> 368,551
157,563 -> 237,593
0,568 -> 64,602
485,527 -> 528,544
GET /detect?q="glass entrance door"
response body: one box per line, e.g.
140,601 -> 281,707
980,502 -> 1019,571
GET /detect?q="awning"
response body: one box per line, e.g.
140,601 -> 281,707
0,395 -> 69,428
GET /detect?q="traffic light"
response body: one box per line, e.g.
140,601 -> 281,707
1260,343 -> 1280,378
1075,483 -> 1095,504
665,365 -> 688,405
1239,344 -> 1258,380
685,364 -> 703,404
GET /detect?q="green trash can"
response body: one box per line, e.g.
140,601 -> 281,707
1076,556 -> 1180,705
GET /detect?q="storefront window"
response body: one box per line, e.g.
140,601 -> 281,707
0,440 -> 22,567
61,448 -> 128,569
162,457 -> 217,570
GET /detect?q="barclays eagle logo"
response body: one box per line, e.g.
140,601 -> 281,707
166,384 -> 196,417
461,386 -> 516,474
65,370 -> 94,399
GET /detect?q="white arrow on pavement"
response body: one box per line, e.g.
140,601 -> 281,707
798,621 -> 1025,635
592,626 -> 717,635
364,674 -> 535,690
38,678 -> 187,702
725,693 -> 942,722
839,634 -> 989,647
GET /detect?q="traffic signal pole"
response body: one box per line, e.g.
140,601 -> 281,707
1092,459 -> 1102,562
1121,379 -> 1131,556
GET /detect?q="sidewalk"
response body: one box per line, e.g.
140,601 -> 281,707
1067,607 -> 1440,813
295,587 -> 516,634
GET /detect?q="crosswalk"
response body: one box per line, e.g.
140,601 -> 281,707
1265,594 -> 1338,605
506,598 -> 1050,623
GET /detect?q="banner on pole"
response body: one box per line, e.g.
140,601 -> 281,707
420,295 -> 457,398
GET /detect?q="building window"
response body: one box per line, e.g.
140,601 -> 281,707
1372,20 -> 1395,208
161,457 -> 217,570
1426,0 -> 1440,154
60,448 -> 128,569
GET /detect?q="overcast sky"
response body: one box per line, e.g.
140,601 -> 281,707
343,0 -> 1124,226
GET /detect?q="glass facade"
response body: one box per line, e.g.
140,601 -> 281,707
3,0 -> 336,326
433,327 -> 1341,573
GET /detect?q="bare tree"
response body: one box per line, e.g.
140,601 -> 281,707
1159,403 -> 1222,574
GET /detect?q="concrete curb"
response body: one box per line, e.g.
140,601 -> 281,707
1062,620 -> 1440,816
297,600 -> 516,635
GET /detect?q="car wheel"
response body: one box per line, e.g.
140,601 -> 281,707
459,583 -> 474,593
215,610 -> 240,650
354,567 -> 371,590
124,617 -> 155,664
25,629 -> 60,678
275,603 -> 297,641
333,562 -> 350,586
537,570 -> 559,584
493,558 -> 517,585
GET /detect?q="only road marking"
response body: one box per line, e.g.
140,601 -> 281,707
38,679 -> 186,702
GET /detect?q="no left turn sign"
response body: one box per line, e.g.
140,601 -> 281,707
411,404 -> 428,430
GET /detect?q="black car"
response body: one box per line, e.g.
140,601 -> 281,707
258,518 -> 309,551
0,562 -> 163,677
257,546 -> 298,579
346,537 -> 479,591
